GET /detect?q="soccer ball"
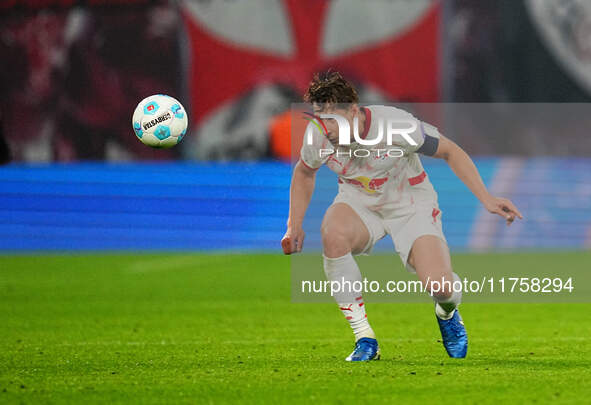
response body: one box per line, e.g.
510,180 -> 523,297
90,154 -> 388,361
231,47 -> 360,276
132,94 -> 188,148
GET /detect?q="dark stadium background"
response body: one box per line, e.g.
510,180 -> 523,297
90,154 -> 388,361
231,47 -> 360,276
1,1 -> 590,403
2,0 -> 591,251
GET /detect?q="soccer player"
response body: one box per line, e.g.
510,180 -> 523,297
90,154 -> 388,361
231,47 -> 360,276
281,72 -> 523,361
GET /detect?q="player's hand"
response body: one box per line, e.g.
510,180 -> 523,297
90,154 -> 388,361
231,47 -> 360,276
484,196 -> 523,226
281,226 -> 305,254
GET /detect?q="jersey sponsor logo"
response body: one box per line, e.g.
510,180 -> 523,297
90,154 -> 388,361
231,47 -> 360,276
343,176 -> 389,194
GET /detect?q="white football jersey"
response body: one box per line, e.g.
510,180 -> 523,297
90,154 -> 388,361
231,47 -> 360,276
300,105 -> 441,218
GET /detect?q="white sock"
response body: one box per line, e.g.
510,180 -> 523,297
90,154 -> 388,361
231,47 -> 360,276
323,253 -> 375,341
434,272 -> 462,320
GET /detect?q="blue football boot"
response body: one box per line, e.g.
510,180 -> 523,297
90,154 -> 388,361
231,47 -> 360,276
436,309 -> 468,358
345,337 -> 380,362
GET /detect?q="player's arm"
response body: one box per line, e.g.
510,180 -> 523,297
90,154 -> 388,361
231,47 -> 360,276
281,160 -> 317,254
432,135 -> 523,225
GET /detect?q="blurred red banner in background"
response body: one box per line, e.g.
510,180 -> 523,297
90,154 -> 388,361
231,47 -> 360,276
181,0 -> 440,160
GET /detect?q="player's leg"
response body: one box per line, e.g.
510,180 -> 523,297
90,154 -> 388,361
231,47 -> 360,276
322,202 -> 370,258
321,202 -> 380,361
407,235 -> 460,317
408,235 -> 467,358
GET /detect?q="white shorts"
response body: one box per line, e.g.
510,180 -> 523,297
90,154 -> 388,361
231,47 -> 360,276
331,193 -> 448,273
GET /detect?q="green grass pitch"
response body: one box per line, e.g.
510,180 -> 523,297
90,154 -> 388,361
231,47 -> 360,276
1,252 -> 590,404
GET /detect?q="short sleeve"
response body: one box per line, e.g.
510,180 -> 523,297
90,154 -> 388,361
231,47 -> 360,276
300,122 -> 332,170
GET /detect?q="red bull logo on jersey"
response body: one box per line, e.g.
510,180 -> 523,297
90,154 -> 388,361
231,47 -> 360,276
340,176 -> 389,194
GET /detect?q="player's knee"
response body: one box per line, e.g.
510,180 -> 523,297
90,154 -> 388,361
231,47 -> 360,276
426,272 -> 455,301
321,224 -> 352,258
